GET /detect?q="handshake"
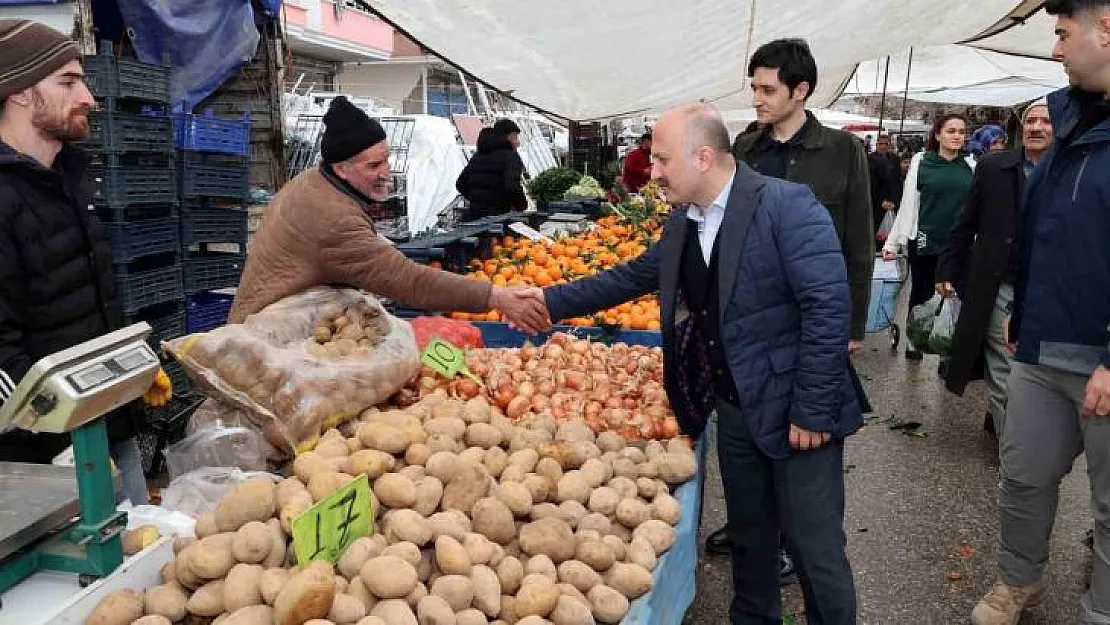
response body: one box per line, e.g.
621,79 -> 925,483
489,286 -> 552,335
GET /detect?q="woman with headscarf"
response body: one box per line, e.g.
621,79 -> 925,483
882,113 -> 976,360
967,123 -> 1008,159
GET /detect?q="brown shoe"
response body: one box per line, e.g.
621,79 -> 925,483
971,578 -> 1048,625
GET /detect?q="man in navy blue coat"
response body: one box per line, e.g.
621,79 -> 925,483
539,104 -> 861,624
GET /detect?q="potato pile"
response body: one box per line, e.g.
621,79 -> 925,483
304,304 -> 388,360
87,393 -> 697,625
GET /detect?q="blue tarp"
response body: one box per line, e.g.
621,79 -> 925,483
112,0 -> 259,112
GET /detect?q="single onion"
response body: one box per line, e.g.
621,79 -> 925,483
506,396 -> 530,420
530,394 -> 550,411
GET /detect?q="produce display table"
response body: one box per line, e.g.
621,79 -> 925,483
475,322 -> 704,625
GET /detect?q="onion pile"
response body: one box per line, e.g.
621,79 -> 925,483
395,334 -> 679,440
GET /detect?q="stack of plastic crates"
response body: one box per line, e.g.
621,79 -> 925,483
82,41 -> 184,352
396,225 -> 488,274
176,108 -> 251,332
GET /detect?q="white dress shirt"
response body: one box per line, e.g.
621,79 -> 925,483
685,169 -> 736,264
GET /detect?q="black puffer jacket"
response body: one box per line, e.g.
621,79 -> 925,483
456,131 -> 528,220
0,141 -> 139,463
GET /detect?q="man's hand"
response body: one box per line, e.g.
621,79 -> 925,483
881,248 -> 897,261
881,200 -> 896,211
491,286 -> 550,335
789,424 -> 831,451
935,281 -> 956,299
1002,314 -> 1017,354
143,368 -> 172,407
1083,365 -> 1110,418
848,340 -> 863,356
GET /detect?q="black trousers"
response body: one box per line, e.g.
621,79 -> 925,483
907,240 -> 939,310
717,400 -> 857,625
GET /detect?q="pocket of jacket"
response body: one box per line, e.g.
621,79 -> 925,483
767,347 -> 798,374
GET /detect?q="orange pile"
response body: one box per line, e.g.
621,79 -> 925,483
450,214 -> 667,330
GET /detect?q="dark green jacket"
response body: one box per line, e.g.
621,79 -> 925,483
733,112 -> 874,339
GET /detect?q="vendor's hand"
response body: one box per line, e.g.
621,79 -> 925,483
789,424 -> 831,451
882,248 -> 897,261
492,286 -> 550,335
143,367 -> 173,407
1002,314 -> 1017,354
936,281 -> 956,299
882,200 -> 896,211
848,340 -> 863,356
1083,366 -> 1110,418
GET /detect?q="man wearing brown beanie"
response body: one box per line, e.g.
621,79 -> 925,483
230,96 -> 550,331
0,20 -> 151,505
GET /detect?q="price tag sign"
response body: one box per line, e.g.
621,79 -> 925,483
422,336 -> 483,385
508,221 -> 554,244
292,474 -> 374,564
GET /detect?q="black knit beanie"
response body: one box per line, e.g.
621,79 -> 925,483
320,96 -> 387,164
0,20 -> 81,100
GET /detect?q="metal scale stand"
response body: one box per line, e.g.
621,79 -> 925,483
0,323 -> 160,598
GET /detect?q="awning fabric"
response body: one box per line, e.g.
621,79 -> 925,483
363,0 -> 1045,121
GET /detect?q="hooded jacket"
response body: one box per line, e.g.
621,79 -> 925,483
456,131 -> 528,219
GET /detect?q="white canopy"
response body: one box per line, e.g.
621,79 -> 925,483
363,0 -> 1050,121
842,44 -> 1067,107
966,5 -> 1058,60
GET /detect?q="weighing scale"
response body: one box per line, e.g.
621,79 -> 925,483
0,323 -> 160,599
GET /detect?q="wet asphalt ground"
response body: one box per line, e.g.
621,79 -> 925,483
684,324 -> 1094,624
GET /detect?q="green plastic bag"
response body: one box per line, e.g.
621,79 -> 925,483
928,297 -> 961,357
907,294 -> 943,351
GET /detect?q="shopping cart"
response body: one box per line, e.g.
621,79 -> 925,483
866,254 -> 908,351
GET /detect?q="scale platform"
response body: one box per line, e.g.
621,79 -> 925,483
0,463 -> 81,561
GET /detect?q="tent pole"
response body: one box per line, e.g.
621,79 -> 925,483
898,47 -> 914,135
877,55 -> 891,136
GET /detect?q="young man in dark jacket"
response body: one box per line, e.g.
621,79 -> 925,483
869,134 -> 902,236
456,118 -> 528,220
717,37 -> 874,574
970,2 -> 1110,623
0,20 -> 155,504
934,100 -> 1052,438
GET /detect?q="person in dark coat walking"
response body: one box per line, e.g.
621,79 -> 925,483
540,103 -> 862,625
934,100 -> 1053,437
0,20 -> 156,504
869,134 -> 903,237
456,119 -> 528,220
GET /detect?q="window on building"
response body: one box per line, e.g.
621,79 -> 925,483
426,68 -> 470,118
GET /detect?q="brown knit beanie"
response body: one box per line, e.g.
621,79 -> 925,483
0,20 -> 81,101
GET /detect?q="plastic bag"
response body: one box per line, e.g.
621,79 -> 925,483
876,212 -> 895,242
409,316 -> 484,351
164,287 -> 421,452
907,294 -> 943,351
118,502 -> 197,537
165,402 -> 277,480
928,297 -> 961,356
160,467 -> 279,519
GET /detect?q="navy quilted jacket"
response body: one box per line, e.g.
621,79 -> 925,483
545,163 -> 862,458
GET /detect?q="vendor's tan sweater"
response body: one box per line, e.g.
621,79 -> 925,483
229,167 -> 491,323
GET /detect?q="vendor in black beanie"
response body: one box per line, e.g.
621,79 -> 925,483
231,96 -> 552,335
319,95 -> 393,201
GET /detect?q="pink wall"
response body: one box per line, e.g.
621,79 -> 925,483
283,1 -> 394,54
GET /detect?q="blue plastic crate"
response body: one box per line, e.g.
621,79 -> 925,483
176,110 -> 251,156
83,42 -> 170,104
103,213 -> 181,263
79,108 -> 174,154
90,154 -> 177,206
115,258 -> 184,315
186,291 -> 235,332
127,301 -> 186,348
184,252 -> 244,294
180,199 -> 248,246
180,152 -> 249,199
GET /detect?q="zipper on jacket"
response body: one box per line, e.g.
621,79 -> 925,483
1073,150 -> 1092,202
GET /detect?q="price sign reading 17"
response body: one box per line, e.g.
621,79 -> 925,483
422,336 -> 483,385
292,474 -> 374,564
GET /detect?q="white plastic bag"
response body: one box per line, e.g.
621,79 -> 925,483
907,293 -> 944,350
929,297 -> 961,356
164,287 -> 420,452
877,211 -> 895,242
160,467 -> 279,519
